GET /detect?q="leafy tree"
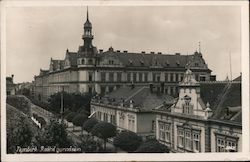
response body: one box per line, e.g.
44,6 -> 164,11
113,130 -> 142,152
7,116 -> 34,153
72,114 -> 88,134
47,92 -> 72,114
135,139 -> 170,153
47,92 -> 92,114
83,118 -> 99,133
37,119 -> 73,148
91,122 -> 116,150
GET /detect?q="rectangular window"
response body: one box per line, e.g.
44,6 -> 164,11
133,73 -> 137,82
165,73 -> 168,82
101,72 -> 106,82
177,129 -> 184,148
117,73 -> 122,82
159,122 -> 171,143
176,73 -> 179,82
88,72 -> 93,81
170,73 -> 173,82
216,136 -> 238,152
153,73 -> 156,82
128,73 -> 132,82
185,131 -> 192,151
144,73 -> 148,82
109,72 -> 114,82
193,133 -> 200,152
139,73 -> 143,82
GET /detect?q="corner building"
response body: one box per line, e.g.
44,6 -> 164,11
34,9 -> 214,102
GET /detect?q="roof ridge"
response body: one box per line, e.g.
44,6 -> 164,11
124,86 -> 147,102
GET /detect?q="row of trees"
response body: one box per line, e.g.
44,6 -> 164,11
64,112 -> 169,153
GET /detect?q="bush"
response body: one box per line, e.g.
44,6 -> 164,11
113,130 -> 142,152
135,139 -> 170,153
83,118 -> 99,133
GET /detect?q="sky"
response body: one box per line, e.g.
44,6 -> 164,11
5,5 -> 241,83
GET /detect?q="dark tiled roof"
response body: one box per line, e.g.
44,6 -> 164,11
200,82 -> 241,123
67,52 -> 77,66
200,82 -> 227,110
101,50 -> 209,69
233,75 -> 241,81
102,86 -> 175,112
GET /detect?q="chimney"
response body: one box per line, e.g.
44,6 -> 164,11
99,49 -> 103,53
117,50 -> 120,53
141,51 -> 145,54
11,74 -> 14,82
175,53 -> 180,55
123,50 -> 128,53
158,52 -> 162,54
130,100 -> 134,108
150,52 -> 155,54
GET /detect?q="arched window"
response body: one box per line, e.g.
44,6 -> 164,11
81,59 -> 85,65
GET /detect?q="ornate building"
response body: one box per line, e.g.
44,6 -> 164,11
90,85 -> 175,137
153,70 -> 242,153
34,9 -> 214,102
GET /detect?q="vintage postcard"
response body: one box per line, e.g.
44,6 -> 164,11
1,0 -> 249,161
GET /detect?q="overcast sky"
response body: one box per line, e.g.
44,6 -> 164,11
6,6 -> 241,83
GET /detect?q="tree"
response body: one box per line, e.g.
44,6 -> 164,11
83,118 -> 98,133
47,92 -> 72,114
72,114 -> 88,134
91,122 -> 116,150
7,116 -> 34,153
135,139 -> 170,153
37,119 -> 73,148
113,130 -> 142,152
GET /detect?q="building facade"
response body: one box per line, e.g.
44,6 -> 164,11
90,86 -> 175,137
153,70 -> 242,153
6,75 -> 16,95
34,9 -> 214,102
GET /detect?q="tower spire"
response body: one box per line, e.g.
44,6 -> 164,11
87,6 -> 89,21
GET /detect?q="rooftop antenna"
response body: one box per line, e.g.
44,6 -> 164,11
198,41 -> 201,53
229,51 -> 232,81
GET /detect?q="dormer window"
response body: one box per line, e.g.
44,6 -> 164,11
165,61 -> 170,67
182,95 -> 193,115
195,63 -> 199,67
129,59 -> 133,65
176,61 -> 180,66
140,60 -> 144,65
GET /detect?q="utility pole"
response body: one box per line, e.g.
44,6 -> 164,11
229,51 -> 232,81
60,86 -> 64,123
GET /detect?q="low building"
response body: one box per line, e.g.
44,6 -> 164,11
90,86 -> 174,138
6,75 -> 16,95
153,69 -> 242,153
